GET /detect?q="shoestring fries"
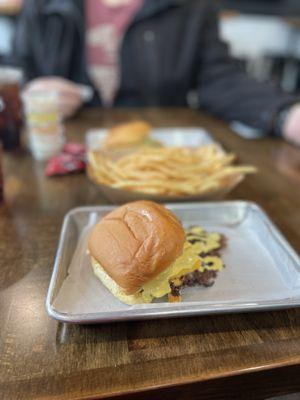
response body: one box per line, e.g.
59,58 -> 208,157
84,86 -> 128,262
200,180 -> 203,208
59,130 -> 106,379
88,144 -> 256,196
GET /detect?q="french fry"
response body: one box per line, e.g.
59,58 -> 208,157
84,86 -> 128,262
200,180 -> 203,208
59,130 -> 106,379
87,144 -> 257,197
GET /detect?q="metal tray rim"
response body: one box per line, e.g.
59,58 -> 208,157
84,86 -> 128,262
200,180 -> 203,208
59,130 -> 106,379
47,300 -> 300,324
45,201 -> 300,323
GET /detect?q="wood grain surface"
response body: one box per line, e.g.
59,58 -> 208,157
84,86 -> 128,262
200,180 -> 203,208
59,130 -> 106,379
0,108 -> 299,400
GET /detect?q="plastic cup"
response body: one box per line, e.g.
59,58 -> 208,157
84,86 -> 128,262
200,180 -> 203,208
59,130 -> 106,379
22,90 -> 65,161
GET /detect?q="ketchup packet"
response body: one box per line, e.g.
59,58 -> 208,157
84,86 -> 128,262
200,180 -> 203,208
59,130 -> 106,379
45,142 -> 86,177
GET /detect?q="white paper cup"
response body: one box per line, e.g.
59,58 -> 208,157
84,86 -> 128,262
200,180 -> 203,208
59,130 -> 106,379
29,133 -> 65,161
0,67 -> 23,85
30,144 -> 64,161
22,90 -> 66,160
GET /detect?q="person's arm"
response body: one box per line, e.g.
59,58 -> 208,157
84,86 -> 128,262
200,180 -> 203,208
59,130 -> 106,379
24,77 -> 83,119
13,0 -> 75,81
197,2 -> 298,136
279,104 -> 300,145
13,1 -> 84,118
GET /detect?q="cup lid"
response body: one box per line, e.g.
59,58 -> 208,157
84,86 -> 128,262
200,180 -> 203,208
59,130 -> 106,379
0,67 -> 23,84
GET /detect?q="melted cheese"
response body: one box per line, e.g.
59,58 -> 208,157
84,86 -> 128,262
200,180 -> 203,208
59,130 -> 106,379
186,231 -> 221,254
188,227 -> 205,235
140,228 -> 224,302
199,256 -> 224,272
141,242 -> 201,302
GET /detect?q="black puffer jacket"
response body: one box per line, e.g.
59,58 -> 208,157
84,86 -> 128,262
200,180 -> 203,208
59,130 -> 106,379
13,0 -> 296,133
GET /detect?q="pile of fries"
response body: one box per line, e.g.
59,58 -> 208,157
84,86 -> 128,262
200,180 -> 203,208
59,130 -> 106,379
88,144 -> 256,197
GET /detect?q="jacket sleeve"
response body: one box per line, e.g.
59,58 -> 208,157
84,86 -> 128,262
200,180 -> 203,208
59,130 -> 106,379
13,0 -> 79,82
197,2 -> 297,134
12,0 -> 37,81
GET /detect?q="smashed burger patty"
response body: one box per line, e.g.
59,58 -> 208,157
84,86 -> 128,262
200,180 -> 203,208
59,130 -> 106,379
168,226 -> 226,302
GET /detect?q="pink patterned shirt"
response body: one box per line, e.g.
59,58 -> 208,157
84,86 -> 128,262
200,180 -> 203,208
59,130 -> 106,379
86,0 -> 143,107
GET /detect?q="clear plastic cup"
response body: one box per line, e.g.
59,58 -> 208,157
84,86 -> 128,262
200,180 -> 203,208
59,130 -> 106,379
22,90 -> 59,115
22,90 -> 65,161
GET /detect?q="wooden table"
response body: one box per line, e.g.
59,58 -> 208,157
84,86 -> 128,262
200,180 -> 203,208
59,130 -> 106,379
1,108 -> 300,400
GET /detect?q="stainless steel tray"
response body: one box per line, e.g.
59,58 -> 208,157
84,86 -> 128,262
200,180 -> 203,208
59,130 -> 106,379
86,127 -> 215,151
46,202 -> 300,323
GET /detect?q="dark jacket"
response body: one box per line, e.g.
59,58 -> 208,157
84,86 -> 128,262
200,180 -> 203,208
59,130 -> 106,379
13,0 -> 296,133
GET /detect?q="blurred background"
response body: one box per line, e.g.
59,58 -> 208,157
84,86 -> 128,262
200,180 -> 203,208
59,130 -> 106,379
2,0 -> 300,94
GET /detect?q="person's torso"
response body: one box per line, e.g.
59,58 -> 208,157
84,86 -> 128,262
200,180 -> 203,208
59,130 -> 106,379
23,0 -> 211,107
85,0 -> 143,107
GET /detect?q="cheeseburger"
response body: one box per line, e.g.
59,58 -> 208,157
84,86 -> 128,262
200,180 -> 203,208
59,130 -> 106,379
88,201 -> 225,305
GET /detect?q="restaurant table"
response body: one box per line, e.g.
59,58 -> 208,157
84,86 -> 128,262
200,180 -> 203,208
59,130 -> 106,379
0,108 -> 300,400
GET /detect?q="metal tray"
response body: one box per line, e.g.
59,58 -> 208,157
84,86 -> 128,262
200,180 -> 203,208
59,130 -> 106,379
46,202 -> 300,324
86,127 -> 215,151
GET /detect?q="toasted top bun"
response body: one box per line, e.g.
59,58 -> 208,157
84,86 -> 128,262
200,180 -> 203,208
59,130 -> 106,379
88,201 -> 185,295
103,121 -> 152,150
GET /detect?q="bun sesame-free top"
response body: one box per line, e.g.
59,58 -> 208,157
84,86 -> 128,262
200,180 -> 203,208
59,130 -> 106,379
88,201 -> 185,295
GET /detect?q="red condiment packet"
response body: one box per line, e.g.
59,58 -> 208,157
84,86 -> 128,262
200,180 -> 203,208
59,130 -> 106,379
45,142 -> 86,177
